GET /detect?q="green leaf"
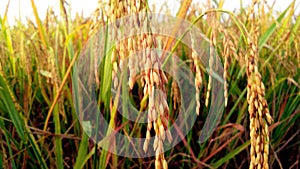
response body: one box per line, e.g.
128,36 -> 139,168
258,5 -> 289,51
74,133 -> 89,169
211,141 -> 250,168
0,74 -> 25,142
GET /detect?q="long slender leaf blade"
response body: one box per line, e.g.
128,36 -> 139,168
211,141 -> 250,168
258,6 -> 289,51
74,133 -> 89,169
0,75 -> 25,142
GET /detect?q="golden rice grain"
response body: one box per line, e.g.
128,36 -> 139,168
246,7 -> 272,169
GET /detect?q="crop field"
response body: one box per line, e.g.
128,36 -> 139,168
0,0 -> 299,168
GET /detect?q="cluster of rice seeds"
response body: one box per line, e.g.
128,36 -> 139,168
144,77 -> 171,169
118,2 -> 173,168
170,80 -> 180,110
88,8 -> 101,37
246,36 -> 272,169
190,32 -> 202,115
96,1 -> 171,168
217,25 -> 238,107
127,2 -> 172,168
168,38 -> 181,111
205,13 -> 217,107
111,0 -> 148,90
87,4 -> 104,87
109,0 -> 125,90
140,24 -> 172,169
247,1 -> 272,168
128,6 -> 148,89
205,16 -> 235,109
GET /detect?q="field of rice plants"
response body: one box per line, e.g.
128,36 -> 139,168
0,0 -> 299,168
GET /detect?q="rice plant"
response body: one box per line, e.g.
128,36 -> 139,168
0,0 -> 299,169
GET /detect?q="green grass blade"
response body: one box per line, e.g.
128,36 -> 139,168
26,132 -> 48,169
53,97 -> 64,169
0,119 -> 16,168
274,1 -> 295,43
289,14 -> 300,46
258,6 -> 289,51
74,133 -> 89,169
30,0 -> 49,47
211,141 -> 250,168
100,24 -> 113,109
0,74 -> 25,142
0,16 -> 15,75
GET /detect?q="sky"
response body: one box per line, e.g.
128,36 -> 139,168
0,0 -> 299,25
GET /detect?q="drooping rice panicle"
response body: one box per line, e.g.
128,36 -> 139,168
247,1 -> 273,168
205,10 -> 216,107
190,32 -> 202,115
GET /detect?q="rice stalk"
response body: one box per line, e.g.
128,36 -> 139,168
93,1 -> 173,168
218,25 -> 233,108
247,1 -> 273,168
205,10 -> 217,107
170,80 -> 180,110
1,0 -> 299,168
190,32 -> 202,115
